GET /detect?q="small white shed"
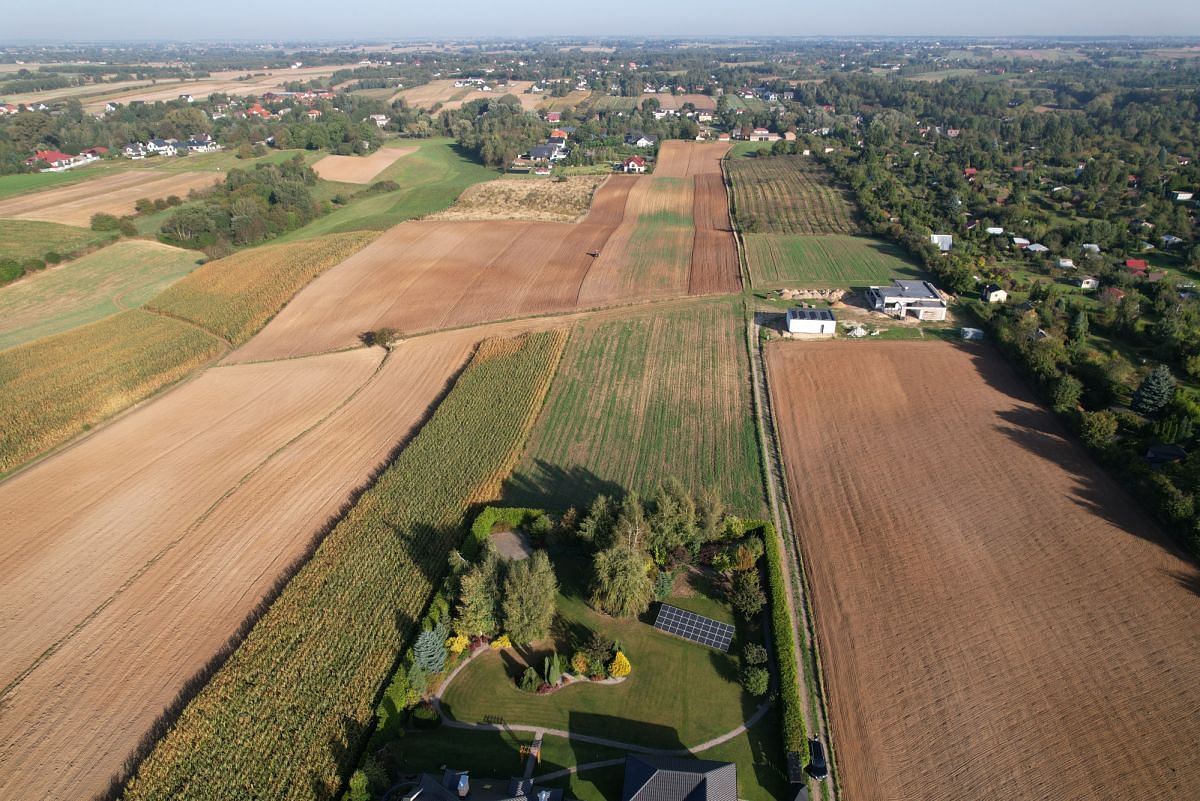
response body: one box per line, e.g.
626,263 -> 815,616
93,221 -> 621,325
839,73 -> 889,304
930,233 -> 953,252
786,307 -> 836,335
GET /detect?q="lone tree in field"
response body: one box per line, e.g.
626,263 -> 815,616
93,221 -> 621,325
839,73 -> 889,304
502,550 -> 558,644
591,543 -> 653,618
1132,365 -> 1176,417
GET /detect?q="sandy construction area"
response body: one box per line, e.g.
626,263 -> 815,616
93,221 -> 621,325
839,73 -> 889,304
0,170 -> 219,227
0,333 -> 483,800
311,147 -> 416,184
766,341 -> 1200,800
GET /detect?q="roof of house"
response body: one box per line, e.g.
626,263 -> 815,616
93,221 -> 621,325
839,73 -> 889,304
982,283 -> 1004,294
1125,259 -> 1148,270
30,150 -> 74,163
621,755 -> 737,801
874,279 -> 941,302
787,307 -> 835,322
624,155 -> 646,165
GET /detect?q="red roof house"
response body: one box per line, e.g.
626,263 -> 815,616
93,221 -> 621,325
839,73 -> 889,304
25,150 -> 76,168
1101,287 -> 1127,302
1124,259 -> 1148,272
622,155 -> 647,173
963,167 -> 978,177
545,111 -> 561,123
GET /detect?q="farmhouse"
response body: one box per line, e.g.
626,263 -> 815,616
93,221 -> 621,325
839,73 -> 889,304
622,155 -> 647,173
625,132 -> 658,148
930,233 -> 953,252
981,284 -> 1008,303
24,150 -> 77,170
866,279 -> 948,321
786,307 -> 836,335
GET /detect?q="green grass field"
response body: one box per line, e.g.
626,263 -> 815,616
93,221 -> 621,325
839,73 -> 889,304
279,138 -> 497,240
0,219 -> 117,263
505,299 -> 765,515
0,241 -> 200,351
745,234 -> 925,287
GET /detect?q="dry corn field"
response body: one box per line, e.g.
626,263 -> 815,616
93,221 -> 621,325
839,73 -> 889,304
147,231 -> 378,345
727,155 -> 858,235
766,340 -> 1200,801
0,309 -> 224,473
311,147 -> 417,184
428,175 -> 608,223
0,170 -> 220,227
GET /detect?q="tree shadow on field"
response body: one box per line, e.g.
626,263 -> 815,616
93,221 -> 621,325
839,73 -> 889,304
502,460 -> 625,511
958,341 -> 1200,570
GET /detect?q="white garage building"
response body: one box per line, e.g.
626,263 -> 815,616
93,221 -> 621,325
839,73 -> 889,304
786,307 -> 836,335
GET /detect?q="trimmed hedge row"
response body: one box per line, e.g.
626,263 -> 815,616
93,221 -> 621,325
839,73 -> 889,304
465,506 -> 546,560
747,518 -> 806,754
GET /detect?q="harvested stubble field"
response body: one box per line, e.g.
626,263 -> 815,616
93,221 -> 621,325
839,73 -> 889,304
745,233 -> 923,287
0,330 -> 493,801
429,175 -> 608,223
147,231 -> 377,345
0,240 -> 199,350
727,155 -> 858,235
0,218 -> 116,263
0,169 -> 220,227
506,299 -> 764,514
0,310 -> 224,473
646,92 -> 718,111
766,341 -> 1200,801
653,140 -> 730,178
311,146 -> 417,183
122,331 -> 567,801
391,79 -> 539,110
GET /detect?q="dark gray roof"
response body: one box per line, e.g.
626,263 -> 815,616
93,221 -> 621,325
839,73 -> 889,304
788,308 -> 834,321
529,144 -> 557,160
621,755 -> 737,801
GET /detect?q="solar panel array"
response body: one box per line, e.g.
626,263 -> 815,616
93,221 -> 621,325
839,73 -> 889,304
653,604 -> 734,651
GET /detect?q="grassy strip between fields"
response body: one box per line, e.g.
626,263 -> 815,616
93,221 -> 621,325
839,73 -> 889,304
0,310 -> 224,474
0,218 -> 118,267
146,231 -> 378,345
122,330 -> 568,801
755,518 -> 806,755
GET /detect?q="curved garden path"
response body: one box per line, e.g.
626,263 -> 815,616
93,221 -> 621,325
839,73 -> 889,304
430,647 -> 772,782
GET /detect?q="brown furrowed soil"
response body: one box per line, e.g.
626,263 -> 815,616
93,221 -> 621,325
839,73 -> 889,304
654,140 -> 731,178
690,172 -> 740,294
0,170 -> 220,226
0,334 -> 481,801
311,147 -> 417,184
766,340 -> 1200,801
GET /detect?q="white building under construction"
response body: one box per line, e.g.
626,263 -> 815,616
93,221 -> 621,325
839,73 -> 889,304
865,280 -> 948,321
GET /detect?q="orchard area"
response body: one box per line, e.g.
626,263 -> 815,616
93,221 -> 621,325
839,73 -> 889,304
353,482 -> 788,801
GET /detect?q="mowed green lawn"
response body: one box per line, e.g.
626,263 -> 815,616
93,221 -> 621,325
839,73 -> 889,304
0,241 -> 200,350
745,233 -> 924,287
0,219 -> 117,263
280,138 -> 498,240
505,299 -> 765,515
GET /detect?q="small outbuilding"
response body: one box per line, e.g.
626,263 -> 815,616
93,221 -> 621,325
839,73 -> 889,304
980,284 -> 1007,304
786,307 -> 836,335
1074,276 -> 1099,291
930,233 -> 953,252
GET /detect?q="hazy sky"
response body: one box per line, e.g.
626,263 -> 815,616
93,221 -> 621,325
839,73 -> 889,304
4,0 -> 1199,42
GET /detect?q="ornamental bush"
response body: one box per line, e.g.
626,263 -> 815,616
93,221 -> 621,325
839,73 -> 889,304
609,651 -> 631,678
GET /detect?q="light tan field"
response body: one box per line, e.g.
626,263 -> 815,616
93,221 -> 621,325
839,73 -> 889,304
311,147 -> 417,184
766,341 -> 1200,801
648,92 -> 718,112
654,140 -> 731,177
0,332 -> 485,801
392,79 -> 539,111
429,175 -> 608,223
0,170 -> 219,226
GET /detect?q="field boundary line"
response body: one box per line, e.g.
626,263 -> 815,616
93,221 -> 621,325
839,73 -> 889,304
721,152 -> 753,289
746,320 -> 841,800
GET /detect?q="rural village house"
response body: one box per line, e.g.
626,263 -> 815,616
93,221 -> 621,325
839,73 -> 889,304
866,279 -> 949,321
622,155 -> 646,173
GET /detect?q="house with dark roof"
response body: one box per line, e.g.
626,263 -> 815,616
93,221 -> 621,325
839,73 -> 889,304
625,132 -> 658,148
621,755 -> 737,801
866,280 -> 948,321
528,144 -> 559,162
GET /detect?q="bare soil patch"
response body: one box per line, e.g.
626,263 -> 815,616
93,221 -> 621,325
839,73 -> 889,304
490,529 -> 534,561
654,141 -> 731,178
0,170 -> 219,227
429,175 -> 607,223
311,147 -> 417,184
766,340 -> 1200,801
0,332 -> 484,801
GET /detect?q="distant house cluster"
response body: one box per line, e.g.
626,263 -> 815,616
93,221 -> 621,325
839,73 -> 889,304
24,146 -> 108,172
123,134 -> 221,159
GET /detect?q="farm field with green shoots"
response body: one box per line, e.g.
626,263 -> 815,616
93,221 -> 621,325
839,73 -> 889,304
122,330 -> 568,801
146,231 -> 377,345
0,241 -> 200,350
727,156 -> 858,235
506,299 -> 765,514
0,310 -> 224,473
745,234 -> 924,287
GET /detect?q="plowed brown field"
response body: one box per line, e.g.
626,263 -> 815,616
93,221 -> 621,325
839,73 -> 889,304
0,170 -> 220,226
766,340 -> 1200,801
0,335 -> 482,801
311,147 -> 417,183
690,172 -> 740,294
655,140 -> 731,177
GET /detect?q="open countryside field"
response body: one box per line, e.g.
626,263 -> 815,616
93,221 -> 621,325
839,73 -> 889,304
0,169 -> 220,226
0,241 -> 199,350
311,146 -> 417,184
766,341 -> 1200,801
147,231 -> 377,345
0,218 -> 116,263
121,332 -> 568,801
0,310 -> 224,473
654,140 -> 730,178
645,92 -> 718,111
0,331 -> 491,801
429,174 -> 608,223
392,79 -> 539,110
745,233 -> 924,287
727,155 -> 858,235
506,299 -> 764,514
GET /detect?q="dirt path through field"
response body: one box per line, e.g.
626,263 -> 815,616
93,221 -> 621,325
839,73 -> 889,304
766,340 -> 1200,800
